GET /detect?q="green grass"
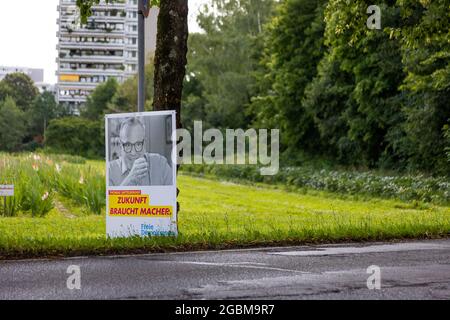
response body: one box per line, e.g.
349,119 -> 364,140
0,174 -> 449,259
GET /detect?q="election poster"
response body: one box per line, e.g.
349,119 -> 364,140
105,111 -> 177,238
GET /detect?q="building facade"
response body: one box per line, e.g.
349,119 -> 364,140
56,0 -> 157,114
0,66 -> 44,83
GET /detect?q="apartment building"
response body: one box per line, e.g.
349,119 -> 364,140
56,0 -> 158,114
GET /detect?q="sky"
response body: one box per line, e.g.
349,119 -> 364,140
0,0 -> 208,85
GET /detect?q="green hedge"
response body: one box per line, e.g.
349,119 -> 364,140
45,117 -> 104,158
181,164 -> 450,205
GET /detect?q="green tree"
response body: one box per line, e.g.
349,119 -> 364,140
0,73 -> 39,112
29,91 -> 59,138
184,0 -> 276,130
77,0 -> 187,131
83,77 -> 118,120
0,97 -> 27,151
444,122 -> 450,163
303,1 -> 404,167
181,68 -> 207,132
0,81 -> 13,102
251,0 -> 327,156
392,0 -> 450,174
107,62 -> 155,113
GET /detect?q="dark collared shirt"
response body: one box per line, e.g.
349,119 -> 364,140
109,153 -> 173,186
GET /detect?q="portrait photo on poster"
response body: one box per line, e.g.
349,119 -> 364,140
106,113 -> 175,187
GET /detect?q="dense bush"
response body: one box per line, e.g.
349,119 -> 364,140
45,117 -> 105,158
181,164 -> 450,205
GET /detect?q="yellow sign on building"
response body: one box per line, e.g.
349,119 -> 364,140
59,74 -> 80,82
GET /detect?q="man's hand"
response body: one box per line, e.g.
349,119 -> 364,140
121,157 -> 148,186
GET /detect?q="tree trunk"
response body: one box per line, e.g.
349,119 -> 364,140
153,0 -> 188,131
153,0 -> 188,215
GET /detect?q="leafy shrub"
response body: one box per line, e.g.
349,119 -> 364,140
181,164 -> 450,204
45,117 -> 104,159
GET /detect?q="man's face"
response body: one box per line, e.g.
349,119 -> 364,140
120,123 -> 145,167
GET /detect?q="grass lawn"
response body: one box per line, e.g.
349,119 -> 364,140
0,173 -> 449,259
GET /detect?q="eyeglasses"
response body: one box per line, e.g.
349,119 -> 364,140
121,140 -> 144,153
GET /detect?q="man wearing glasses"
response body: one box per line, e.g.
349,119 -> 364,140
108,117 -> 173,186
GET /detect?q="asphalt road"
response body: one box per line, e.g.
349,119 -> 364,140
0,239 -> 449,300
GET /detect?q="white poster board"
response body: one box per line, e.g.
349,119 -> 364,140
105,111 -> 177,238
0,185 -> 14,197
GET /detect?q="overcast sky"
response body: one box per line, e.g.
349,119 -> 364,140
0,0 -> 208,84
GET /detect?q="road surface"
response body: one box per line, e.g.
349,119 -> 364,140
0,239 -> 449,300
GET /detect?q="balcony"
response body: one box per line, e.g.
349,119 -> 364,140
58,82 -> 98,89
124,56 -> 138,63
59,1 -> 126,9
87,15 -> 125,23
59,55 -> 124,64
91,3 -> 126,11
58,41 -> 124,50
58,94 -> 87,104
124,29 -> 138,36
125,3 -> 138,10
57,95 -> 88,103
124,42 -> 138,49
58,68 -> 124,77
59,28 -> 124,38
